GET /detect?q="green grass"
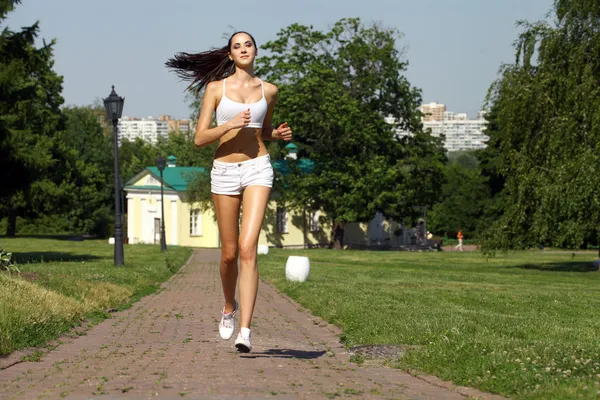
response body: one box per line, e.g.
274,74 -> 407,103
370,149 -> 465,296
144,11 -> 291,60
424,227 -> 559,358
0,237 -> 192,356
259,248 -> 600,400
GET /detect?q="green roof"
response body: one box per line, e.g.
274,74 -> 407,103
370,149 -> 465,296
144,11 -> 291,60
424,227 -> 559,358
124,157 -> 313,193
125,166 -> 206,192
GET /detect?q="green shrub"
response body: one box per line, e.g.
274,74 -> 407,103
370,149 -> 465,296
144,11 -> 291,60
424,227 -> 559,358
0,249 -> 19,273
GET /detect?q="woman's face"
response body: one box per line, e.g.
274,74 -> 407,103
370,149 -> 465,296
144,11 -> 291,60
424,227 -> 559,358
229,33 -> 257,66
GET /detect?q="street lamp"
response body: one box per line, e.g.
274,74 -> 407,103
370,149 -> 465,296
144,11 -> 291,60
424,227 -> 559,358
156,155 -> 167,252
103,85 -> 125,266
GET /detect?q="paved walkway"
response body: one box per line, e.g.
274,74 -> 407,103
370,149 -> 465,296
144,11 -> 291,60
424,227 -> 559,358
1,250 -> 503,399
441,245 -> 478,252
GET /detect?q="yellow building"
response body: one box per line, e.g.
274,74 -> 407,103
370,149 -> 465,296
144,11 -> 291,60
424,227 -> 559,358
124,154 -> 331,248
124,148 -> 416,249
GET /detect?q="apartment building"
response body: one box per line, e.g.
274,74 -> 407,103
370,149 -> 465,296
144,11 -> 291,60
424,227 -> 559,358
390,107 -> 489,152
118,115 -> 191,144
419,102 -> 446,121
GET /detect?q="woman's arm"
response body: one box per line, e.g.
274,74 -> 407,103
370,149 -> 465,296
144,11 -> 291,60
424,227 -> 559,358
261,83 -> 292,141
193,81 -> 250,148
261,83 -> 279,141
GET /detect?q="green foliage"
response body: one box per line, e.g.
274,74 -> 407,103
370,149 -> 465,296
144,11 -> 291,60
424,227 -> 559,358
118,138 -> 157,184
447,150 -> 479,170
35,106 -> 113,236
0,2 -> 64,235
481,0 -> 600,253
0,13 -> 222,235
428,161 -> 489,238
256,18 -> 445,245
0,248 -> 19,273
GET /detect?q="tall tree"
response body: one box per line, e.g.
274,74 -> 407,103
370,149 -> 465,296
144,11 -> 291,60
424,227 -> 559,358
482,0 -> 600,254
257,18 -> 445,248
0,0 -> 64,236
118,138 -> 156,184
428,157 -> 489,238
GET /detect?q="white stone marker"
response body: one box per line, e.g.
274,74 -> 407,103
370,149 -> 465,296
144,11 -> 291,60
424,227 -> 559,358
257,245 -> 269,255
286,256 -> 310,282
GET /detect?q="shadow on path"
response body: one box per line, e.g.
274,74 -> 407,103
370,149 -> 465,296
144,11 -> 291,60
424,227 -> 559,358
240,349 -> 327,360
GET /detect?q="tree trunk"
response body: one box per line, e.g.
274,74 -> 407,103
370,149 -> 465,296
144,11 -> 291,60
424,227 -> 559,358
333,222 -> 345,250
6,208 -> 16,237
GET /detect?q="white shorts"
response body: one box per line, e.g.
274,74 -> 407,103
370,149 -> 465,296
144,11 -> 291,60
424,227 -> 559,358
211,154 -> 274,195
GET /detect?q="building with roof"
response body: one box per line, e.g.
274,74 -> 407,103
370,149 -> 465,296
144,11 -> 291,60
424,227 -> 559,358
124,155 -> 209,247
124,145 -> 424,249
123,146 -> 330,248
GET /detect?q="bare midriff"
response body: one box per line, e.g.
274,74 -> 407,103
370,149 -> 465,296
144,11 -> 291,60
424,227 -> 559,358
214,127 -> 268,163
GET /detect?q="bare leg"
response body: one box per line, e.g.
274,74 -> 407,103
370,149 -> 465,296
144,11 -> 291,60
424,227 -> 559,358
238,186 -> 271,329
212,193 -> 242,313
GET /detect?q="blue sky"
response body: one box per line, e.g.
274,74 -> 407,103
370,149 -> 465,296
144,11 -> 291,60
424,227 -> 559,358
6,0 -> 553,120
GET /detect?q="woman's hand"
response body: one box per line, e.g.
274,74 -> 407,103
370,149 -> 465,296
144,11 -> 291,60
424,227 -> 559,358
226,109 -> 251,130
276,122 -> 293,141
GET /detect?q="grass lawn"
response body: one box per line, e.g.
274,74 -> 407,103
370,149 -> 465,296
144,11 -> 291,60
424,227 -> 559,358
259,248 -> 600,400
0,237 -> 192,357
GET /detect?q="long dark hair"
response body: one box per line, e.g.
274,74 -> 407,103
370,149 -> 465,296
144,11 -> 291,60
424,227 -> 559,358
166,31 -> 257,94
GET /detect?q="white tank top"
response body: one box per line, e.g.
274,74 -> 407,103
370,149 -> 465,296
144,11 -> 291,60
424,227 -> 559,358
216,78 -> 268,128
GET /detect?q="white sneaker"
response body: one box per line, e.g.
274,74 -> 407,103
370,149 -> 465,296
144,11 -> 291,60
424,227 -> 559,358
234,330 -> 252,353
219,301 -> 237,340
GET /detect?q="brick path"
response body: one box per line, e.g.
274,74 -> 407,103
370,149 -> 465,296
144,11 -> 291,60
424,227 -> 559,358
1,250 -> 503,399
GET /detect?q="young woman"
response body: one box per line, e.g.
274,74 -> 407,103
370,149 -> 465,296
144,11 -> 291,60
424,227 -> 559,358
167,32 -> 292,352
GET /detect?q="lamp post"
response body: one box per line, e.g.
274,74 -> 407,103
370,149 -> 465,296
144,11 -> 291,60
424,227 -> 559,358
103,86 -> 125,266
156,155 -> 167,252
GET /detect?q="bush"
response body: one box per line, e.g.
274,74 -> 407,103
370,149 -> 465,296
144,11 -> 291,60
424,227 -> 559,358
0,249 -> 19,273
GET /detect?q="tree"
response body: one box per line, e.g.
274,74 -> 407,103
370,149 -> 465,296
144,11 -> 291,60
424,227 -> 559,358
481,0 -> 600,254
2,106 -> 115,236
51,106 -> 113,236
257,18 -> 445,248
0,0 -> 64,236
155,131 -> 215,169
428,156 -> 489,238
118,138 -> 160,185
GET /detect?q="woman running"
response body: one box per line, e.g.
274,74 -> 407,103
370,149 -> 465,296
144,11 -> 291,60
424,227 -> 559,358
167,31 -> 292,352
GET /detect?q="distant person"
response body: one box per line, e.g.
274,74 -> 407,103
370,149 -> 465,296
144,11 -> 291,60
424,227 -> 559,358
417,220 -> 425,244
456,229 -> 464,251
167,32 -> 293,353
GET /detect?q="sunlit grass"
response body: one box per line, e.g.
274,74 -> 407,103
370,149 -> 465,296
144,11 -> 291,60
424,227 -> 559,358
259,248 -> 600,399
0,238 -> 192,355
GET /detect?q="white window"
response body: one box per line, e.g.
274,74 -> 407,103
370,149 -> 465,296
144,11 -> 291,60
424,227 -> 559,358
276,207 -> 288,233
309,210 -> 321,232
190,209 -> 202,236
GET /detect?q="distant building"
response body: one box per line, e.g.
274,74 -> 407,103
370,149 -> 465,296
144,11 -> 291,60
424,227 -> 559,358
159,115 -> 191,135
424,110 -> 489,152
118,115 -> 191,144
390,106 -> 489,152
419,102 -> 446,121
